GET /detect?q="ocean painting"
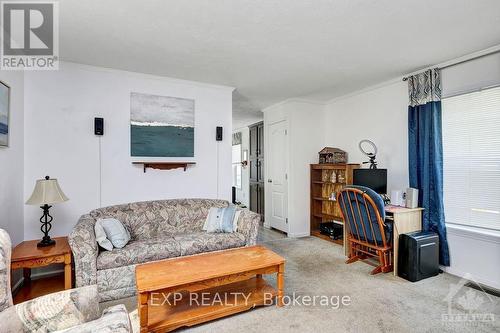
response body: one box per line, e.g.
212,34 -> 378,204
0,82 -> 9,147
131,92 -> 194,157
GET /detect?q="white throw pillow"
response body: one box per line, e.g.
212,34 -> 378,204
233,210 -> 241,232
94,222 -> 113,251
96,218 -> 130,249
202,206 -> 240,233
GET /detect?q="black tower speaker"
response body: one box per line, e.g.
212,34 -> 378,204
216,126 -> 223,141
398,231 -> 439,282
232,186 -> 236,204
94,117 -> 104,135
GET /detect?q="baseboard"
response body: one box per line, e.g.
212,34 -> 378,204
288,231 -> 310,238
11,269 -> 65,296
11,277 -> 24,295
31,269 -> 65,279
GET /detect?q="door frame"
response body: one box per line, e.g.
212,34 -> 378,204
263,118 -> 289,233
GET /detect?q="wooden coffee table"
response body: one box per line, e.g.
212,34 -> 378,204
135,245 -> 285,333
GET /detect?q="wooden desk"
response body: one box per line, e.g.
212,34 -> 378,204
385,206 -> 423,276
11,237 -> 72,290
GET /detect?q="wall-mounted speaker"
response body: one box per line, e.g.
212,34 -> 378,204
216,126 -> 223,141
94,117 -> 104,135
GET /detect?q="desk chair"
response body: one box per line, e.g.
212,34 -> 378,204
337,186 -> 393,274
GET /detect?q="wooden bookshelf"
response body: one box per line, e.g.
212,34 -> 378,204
310,163 -> 360,246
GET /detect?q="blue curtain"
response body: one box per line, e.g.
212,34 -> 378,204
407,69 -> 450,266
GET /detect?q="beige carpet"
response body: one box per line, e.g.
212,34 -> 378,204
103,235 -> 500,333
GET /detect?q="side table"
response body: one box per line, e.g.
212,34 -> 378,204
11,236 -> 73,290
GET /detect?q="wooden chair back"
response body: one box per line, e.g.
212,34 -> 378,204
337,187 -> 389,249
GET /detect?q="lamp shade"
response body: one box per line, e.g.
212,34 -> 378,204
26,176 -> 69,205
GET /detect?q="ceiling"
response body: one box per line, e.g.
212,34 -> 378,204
59,0 -> 500,125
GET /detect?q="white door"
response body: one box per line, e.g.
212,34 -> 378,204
268,120 -> 288,232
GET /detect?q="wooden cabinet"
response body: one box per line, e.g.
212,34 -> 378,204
257,122 -> 264,157
249,125 -> 258,160
258,183 -> 265,216
249,159 -> 258,182
249,122 -> 264,220
310,164 -> 360,245
249,183 -> 259,213
257,159 -> 264,183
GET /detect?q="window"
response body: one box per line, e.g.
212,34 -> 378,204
232,144 -> 242,189
442,86 -> 500,231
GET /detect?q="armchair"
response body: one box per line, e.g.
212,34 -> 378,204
0,229 -> 132,332
337,186 -> 393,274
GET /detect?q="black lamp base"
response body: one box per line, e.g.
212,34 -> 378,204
37,204 -> 56,247
37,236 -> 56,247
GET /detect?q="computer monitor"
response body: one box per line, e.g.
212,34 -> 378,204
353,169 -> 387,194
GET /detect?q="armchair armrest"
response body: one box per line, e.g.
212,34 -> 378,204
0,285 -> 100,332
236,209 -> 260,246
69,214 -> 98,287
55,304 -> 132,333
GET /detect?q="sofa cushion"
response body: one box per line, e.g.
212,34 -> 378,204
157,199 -> 229,235
173,232 -> 246,256
96,237 -> 181,270
90,199 -> 229,240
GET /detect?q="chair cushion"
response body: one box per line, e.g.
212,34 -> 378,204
96,237 -> 181,270
173,232 -> 246,256
346,185 -> 386,220
341,186 -> 391,244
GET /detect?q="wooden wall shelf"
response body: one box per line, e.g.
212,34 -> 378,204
133,162 -> 196,173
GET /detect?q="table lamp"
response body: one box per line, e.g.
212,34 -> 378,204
26,176 -> 69,247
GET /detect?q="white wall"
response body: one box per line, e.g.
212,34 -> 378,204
24,62 -> 233,239
263,99 -> 325,237
288,101 -> 325,237
446,225 -> 500,289
441,52 -> 500,98
325,81 -> 409,193
0,71 -> 24,246
233,126 -> 249,207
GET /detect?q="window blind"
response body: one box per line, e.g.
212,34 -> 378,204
442,86 -> 500,231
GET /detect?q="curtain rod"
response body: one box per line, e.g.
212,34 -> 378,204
402,48 -> 500,81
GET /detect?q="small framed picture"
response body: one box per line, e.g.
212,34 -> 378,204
0,80 -> 10,147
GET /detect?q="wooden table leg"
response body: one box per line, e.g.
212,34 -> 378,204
23,268 -> 31,285
139,292 -> 149,333
64,254 -> 72,289
277,263 -> 284,307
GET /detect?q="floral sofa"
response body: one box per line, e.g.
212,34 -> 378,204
69,199 -> 260,302
0,229 -> 131,332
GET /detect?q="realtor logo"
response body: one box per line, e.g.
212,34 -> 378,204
1,1 -> 58,70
